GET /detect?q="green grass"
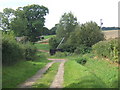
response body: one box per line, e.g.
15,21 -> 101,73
64,53 -> 118,88
43,35 -> 55,40
2,52 -> 49,88
83,54 -> 119,88
35,43 -> 49,51
32,62 -> 60,88
64,60 -> 107,88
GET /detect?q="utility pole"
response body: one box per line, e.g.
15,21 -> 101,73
100,19 -> 103,30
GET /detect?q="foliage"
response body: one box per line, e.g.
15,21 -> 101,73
92,38 -> 119,63
58,43 -> 76,53
50,16 -> 104,53
2,31 -> 24,65
49,24 -> 57,35
56,12 -> 78,42
41,27 -> 50,35
42,26 -> 56,35
10,13 -> 28,36
75,57 -> 87,65
23,42 -> 37,60
1,4 -> 49,42
49,36 -> 60,49
0,8 -> 15,30
74,45 -> 91,54
67,21 -> 105,47
2,31 -> 37,65
54,51 -> 70,57
3,52 -> 49,88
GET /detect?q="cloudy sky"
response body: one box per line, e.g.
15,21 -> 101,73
0,0 -> 119,29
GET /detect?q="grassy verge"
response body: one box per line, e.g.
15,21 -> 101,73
64,53 -> 118,88
83,54 -> 118,88
2,52 -> 49,88
64,60 -> 107,88
32,62 -> 60,88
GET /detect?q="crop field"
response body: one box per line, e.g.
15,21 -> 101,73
103,30 -> 119,40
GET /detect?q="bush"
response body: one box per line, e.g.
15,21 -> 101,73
2,31 -> 37,65
54,52 -> 70,57
23,42 -> 37,60
92,38 -> 119,63
74,45 -> 91,54
2,31 -> 24,65
49,36 -> 59,49
75,57 -> 87,65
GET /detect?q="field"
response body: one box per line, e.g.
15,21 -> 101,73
103,30 -> 119,40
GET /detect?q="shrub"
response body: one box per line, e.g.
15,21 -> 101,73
2,31 -> 24,65
2,31 -> 37,65
75,57 -> 87,65
74,45 -> 91,54
54,52 -> 70,57
23,42 -> 37,60
92,38 -> 119,63
49,36 -> 59,49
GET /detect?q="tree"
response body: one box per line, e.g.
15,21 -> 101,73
10,7 -> 28,36
0,8 -> 15,30
11,4 -> 49,42
49,24 -> 58,35
67,21 -> 105,47
23,4 -> 49,42
56,12 -> 78,41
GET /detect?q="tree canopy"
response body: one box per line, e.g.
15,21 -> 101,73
11,4 -> 49,42
1,4 -> 49,42
56,12 -> 78,41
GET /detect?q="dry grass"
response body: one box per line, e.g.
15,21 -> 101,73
102,30 -> 119,40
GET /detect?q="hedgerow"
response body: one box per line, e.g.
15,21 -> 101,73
2,31 -> 37,65
92,38 -> 119,63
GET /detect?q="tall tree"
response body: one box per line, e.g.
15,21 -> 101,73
0,8 -> 15,30
56,12 -> 78,41
67,21 -> 105,47
10,7 -> 28,36
11,4 -> 49,42
23,4 -> 49,42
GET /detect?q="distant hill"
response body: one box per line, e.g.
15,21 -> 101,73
102,27 -> 120,31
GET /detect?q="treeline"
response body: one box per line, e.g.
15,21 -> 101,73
49,12 -> 119,63
49,12 -> 104,53
0,4 -> 50,42
42,26 -> 56,35
1,4 -> 49,65
102,27 -> 120,30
